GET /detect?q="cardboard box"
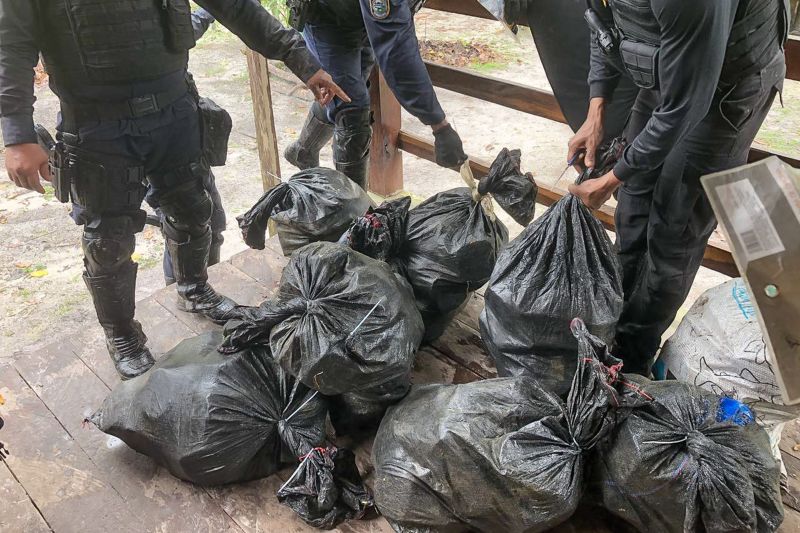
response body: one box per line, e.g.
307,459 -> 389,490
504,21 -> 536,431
702,157 -> 800,404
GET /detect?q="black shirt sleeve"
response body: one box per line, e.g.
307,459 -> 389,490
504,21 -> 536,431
613,0 -> 738,180
196,0 -> 322,82
0,0 -> 41,146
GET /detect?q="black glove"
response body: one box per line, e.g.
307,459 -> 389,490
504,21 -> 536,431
434,124 -> 467,169
503,0 -> 530,25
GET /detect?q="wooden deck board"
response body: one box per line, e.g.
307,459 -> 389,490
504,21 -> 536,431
3,239 -> 799,532
0,457 -> 51,533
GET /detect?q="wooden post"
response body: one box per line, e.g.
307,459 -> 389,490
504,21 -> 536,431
368,69 -> 404,196
246,49 -> 282,191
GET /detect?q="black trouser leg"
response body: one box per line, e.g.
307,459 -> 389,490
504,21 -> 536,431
160,168 -> 226,285
81,212 -> 155,380
151,163 -> 238,324
614,55 -> 785,374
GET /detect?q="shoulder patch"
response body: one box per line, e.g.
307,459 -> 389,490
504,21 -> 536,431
370,0 -> 391,19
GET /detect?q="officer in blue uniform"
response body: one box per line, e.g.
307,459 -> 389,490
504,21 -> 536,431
284,0 -> 467,189
0,0 -> 346,380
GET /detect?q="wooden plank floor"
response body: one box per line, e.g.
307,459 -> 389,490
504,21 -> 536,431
1,237 -> 799,533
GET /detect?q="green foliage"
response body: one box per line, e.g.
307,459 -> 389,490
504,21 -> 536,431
260,0 -> 290,26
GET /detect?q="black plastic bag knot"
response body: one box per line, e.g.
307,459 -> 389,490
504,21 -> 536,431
477,148 -> 538,226
278,446 -> 374,529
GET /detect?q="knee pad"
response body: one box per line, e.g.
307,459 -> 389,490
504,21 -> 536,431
333,108 -> 373,163
159,183 -> 214,241
82,215 -> 140,274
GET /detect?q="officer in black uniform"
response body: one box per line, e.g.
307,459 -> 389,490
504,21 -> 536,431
284,0 -> 467,189
0,0 -> 347,380
567,0 -> 790,374
502,0 -> 640,141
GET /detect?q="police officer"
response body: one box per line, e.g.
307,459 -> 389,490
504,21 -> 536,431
284,0 -> 467,189
0,0 -> 347,380
567,0 -> 790,375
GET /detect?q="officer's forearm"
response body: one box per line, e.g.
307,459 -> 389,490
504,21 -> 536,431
195,0 -> 321,82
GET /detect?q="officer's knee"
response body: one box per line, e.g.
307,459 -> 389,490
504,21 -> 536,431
82,216 -> 139,274
158,184 -> 214,241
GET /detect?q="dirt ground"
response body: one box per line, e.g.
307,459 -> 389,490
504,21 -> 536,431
0,11 -> 797,358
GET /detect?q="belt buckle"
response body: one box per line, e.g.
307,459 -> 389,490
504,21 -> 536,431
129,94 -> 159,118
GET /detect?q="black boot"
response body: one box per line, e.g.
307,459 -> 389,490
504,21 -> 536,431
285,102 -> 334,169
167,228 -> 238,325
333,108 -> 372,190
83,262 -> 155,380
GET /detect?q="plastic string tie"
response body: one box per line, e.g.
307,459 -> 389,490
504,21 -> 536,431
350,297 -> 385,337
459,160 -> 496,221
284,391 -> 320,423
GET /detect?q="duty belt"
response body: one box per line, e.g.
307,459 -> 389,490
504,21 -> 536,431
59,82 -> 189,128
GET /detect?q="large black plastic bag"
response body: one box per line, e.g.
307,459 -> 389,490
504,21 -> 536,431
480,139 -> 625,396
346,150 -> 535,341
238,168 -> 372,255
595,375 -> 784,533
221,242 -> 425,432
89,331 -> 327,486
372,319 -> 622,533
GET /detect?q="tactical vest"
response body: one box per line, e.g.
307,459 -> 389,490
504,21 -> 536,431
40,0 -> 196,87
607,0 -> 786,89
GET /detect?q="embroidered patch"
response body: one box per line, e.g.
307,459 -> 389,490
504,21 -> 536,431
370,0 -> 390,19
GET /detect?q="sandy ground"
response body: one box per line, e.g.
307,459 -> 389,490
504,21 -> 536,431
0,11 -> 797,358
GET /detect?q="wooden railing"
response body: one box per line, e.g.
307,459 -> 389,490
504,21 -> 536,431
365,0 -> 800,278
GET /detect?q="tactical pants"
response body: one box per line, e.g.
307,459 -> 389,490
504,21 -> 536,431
303,16 -> 376,123
148,169 -> 226,284
614,52 -> 786,374
66,92 -> 216,299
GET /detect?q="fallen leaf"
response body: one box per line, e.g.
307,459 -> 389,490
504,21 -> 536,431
131,252 -> 143,262
14,262 -> 31,269
30,269 -> 48,278
0,393 -> 5,405
794,443 -> 800,452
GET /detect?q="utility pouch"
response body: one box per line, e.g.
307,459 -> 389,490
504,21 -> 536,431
163,0 -> 197,52
619,39 -> 659,90
198,97 -> 233,167
64,146 -> 147,214
287,0 -> 316,31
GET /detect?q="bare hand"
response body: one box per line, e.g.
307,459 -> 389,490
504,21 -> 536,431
5,143 -> 51,194
568,170 -> 621,210
306,69 -> 350,107
568,98 -> 605,172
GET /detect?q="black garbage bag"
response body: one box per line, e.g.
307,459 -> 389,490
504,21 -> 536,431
372,319 -> 622,533
238,168 -> 372,255
346,150 -> 535,341
478,147 -> 538,226
480,139 -> 626,396
278,446 -> 374,529
89,331 -> 327,486
221,242 -> 425,433
594,375 -> 785,533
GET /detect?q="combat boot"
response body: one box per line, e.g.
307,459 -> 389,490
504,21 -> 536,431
83,263 -> 155,380
284,102 -> 334,169
333,107 -> 373,190
167,228 -> 238,324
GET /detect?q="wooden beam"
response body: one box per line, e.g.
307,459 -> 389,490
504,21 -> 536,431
787,36 -> 800,82
397,130 -> 739,277
368,69 -> 405,196
748,145 -> 800,169
425,62 -> 567,124
423,0 -> 494,20
246,50 -> 282,191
